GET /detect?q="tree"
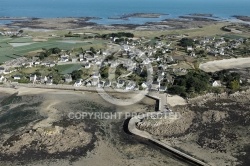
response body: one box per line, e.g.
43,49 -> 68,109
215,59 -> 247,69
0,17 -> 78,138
140,68 -> 148,78
179,38 -> 194,47
45,49 -> 52,57
49,70 -> 62,84
71,70 -> 83,80
90,47 -> 96,54
100,66 -> 109,79
168,85 -> 186,95
51,47 -> 61,54
39,53 -> 45,60
33,70 -> 42,76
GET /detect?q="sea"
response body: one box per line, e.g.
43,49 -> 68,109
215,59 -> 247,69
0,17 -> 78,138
0,0 -> 250,25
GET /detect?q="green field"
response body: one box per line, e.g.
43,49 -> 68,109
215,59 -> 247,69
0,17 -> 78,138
56,64 -> 83,75
0,36 -> 106,63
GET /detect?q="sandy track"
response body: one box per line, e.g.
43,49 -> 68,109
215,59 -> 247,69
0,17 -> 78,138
32,100 -> 60,129
199,57 -> 250,72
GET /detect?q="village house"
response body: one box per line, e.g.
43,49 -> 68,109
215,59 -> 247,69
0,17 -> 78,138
41,76 -> 48,84
84,53 -> 95,62
79,54 -> 84,61
159,85 -> 167,92
157,75 -> 164,83
60,55 -> 69,62
49,62 -> 56,67
74,79 -> 82,87
117,80 -> 125,89
98,80 -> 105,88
64,74 -> 72,83
104,80 -> 112,87
13,75 -> 21,80
71,58 -> 78,63
151,81 -> 160,91
46,79 -> 53,85
141,82 -> 149,89
34,61 -> 41,65
123,45 -> 130,52
29,74 -> 37,83
212,80 -> 222,87
0,67 -> 5,74
125,81 -> 136,90
84,63 -> 91,69
23,61 -> 34,68
187,46 -> 193,52
143,58 -> 151,65
189,52 -> 196,57
91,73 -> 100,86
0,75 -> 5,83
91,77 -> 99,86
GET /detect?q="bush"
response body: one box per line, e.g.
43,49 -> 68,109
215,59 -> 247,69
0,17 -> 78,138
228,80 -> 240,91
18,78 -> 29,84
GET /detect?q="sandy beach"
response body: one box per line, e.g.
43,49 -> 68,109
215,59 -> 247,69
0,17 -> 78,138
199,57 -> 250,72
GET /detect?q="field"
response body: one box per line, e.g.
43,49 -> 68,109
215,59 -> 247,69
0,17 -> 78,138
56,64 -> 83,75
0,35 -> 106,63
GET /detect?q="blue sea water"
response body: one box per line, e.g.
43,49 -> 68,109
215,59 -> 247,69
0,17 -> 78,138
0,0 -> 250,24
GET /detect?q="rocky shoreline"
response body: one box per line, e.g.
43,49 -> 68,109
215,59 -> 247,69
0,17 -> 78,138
232,15 -> 250,22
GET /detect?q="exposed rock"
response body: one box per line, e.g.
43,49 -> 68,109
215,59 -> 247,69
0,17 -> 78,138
0,123 -> 92,155
202,110 -> 228,124
137,109 -> 195,137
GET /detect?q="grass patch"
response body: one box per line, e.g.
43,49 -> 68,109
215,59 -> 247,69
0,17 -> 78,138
56,64 -> 83,75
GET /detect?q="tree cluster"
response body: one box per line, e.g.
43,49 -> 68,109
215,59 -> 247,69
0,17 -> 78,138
39,47 -> 61,60
169,70 -> 210,97
101,32 -> 134,39
178,38 -> 195,47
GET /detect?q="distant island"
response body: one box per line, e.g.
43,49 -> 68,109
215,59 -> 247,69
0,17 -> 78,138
188,13 -> 214,17
108,13 -> 168,20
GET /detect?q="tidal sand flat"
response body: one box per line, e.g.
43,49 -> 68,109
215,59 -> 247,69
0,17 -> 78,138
0,87 -> 186,166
